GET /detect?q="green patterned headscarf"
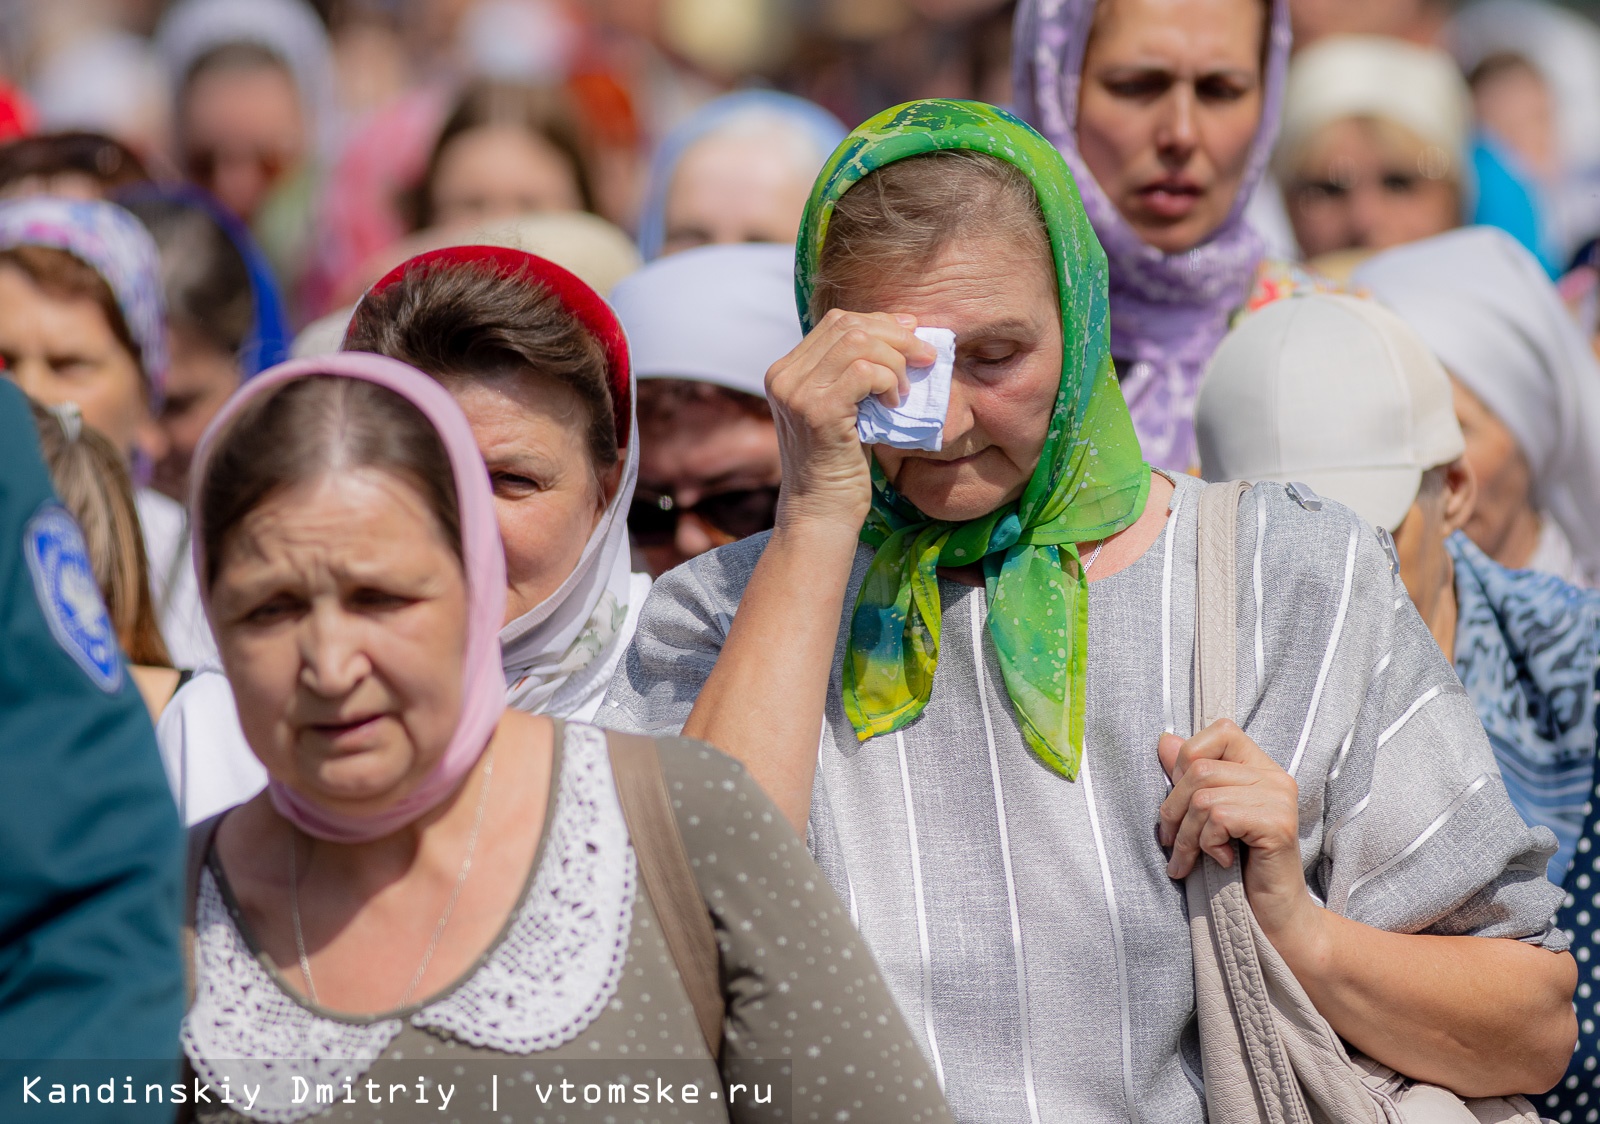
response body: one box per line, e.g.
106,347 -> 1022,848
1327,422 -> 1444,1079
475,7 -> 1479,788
796,99 -> 1150,780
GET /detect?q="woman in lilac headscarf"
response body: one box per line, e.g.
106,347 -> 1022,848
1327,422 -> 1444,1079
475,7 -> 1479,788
1014,0 -> 1309,471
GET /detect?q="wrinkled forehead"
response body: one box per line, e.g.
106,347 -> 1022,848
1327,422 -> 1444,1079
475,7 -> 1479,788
214,465 -> 460,575
839,231 -> 1058,331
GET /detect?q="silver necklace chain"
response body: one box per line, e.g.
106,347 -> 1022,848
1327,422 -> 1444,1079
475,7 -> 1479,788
289,748 -> 497,1009
1081,538 -> 1107,575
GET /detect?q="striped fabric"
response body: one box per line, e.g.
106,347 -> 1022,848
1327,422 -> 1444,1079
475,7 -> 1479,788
602,475 -> 1565,1122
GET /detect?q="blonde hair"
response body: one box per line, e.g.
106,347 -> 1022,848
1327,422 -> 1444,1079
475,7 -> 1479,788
30,401 -> 172,668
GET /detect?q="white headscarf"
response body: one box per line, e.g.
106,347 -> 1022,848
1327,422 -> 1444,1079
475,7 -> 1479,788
499,410 -> 644,720
1277,36 -> 1474,197
1353,226 -> 1600,585
347,245 -> 646,721
608,242 -> 799,397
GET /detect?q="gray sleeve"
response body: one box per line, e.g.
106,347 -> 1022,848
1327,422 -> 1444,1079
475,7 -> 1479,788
1301,504 -> 1566,949
656,738 -> 953,1124
598,536 -> 768,736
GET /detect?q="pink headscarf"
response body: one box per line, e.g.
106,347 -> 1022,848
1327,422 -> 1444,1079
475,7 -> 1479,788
189,352 -> 508,843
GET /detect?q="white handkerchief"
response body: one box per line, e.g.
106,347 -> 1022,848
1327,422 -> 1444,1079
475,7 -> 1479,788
855,327 -> 955,450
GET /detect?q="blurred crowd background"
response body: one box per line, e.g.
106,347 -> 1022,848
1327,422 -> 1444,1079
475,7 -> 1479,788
6,0 -> 1600,330
8,0 -> 1600,593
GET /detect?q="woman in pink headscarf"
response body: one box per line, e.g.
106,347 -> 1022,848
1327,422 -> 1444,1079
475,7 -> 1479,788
179,351 -> 952,1123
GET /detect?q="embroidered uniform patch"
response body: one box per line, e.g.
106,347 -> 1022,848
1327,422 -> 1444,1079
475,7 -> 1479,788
24,503 -> 123,692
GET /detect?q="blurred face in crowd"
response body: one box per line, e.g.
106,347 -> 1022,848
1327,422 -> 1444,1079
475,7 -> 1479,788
1076,0 -> 1266,254
211,469 -> 468,815
1450,375 -> 1539,567
1473,59 -> 1558,181
865,229 -> 1062,523
662,128 -> 816,255
633,383 -> 781,576
0,264 -> 157,459
428,124 -> 586,229
152,327 -> 243,501
1284,118 -> 1460,259
443,372 -> 621,623
182,59 -> 306,222
1289,0 -> 1440,46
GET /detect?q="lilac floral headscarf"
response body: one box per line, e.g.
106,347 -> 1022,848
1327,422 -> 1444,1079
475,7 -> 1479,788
1013,0 -> 1292,470
0,196 -> 170,405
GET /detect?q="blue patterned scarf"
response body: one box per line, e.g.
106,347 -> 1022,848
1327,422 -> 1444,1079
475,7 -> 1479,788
1449,531 -> 1600,879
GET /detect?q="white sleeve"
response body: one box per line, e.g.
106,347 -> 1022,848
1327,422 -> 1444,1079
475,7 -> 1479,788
154,668 -> 267,826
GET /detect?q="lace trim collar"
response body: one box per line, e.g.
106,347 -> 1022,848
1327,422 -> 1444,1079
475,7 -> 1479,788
181,723 -> 635,1122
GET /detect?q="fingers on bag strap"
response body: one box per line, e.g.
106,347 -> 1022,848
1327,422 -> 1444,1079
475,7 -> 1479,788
606,730 -> 724,1061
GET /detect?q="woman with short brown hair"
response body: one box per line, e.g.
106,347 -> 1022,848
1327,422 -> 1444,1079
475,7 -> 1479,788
160,248 -> 651,824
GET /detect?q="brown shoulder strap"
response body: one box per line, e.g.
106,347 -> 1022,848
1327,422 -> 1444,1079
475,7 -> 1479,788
605,730 -> 723,1060
182,813 -> 225,1008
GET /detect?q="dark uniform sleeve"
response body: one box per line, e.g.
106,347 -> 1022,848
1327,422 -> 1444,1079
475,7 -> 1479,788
0,382 -> 184,1113
655,737 -> 953,1124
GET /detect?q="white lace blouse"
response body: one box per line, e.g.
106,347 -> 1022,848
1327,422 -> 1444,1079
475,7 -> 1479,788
181,722 -> 951,1124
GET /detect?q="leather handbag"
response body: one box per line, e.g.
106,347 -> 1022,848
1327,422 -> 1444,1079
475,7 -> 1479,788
1185,480 -> 1543,1124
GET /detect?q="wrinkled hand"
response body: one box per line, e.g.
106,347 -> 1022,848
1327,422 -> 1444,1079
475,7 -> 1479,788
1158,721 -> 1322,950
764,309 -> 936,532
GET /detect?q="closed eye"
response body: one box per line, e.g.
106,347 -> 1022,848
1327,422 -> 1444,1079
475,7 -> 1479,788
972,349 -> 1019,366
960,344 -> 1025,381
490,471 -> 545,497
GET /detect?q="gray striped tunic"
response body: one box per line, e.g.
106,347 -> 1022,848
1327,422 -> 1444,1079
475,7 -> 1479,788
600,473 -> 1565,1124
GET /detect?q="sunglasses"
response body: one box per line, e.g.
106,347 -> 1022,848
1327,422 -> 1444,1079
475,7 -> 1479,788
628,485 -> 780,547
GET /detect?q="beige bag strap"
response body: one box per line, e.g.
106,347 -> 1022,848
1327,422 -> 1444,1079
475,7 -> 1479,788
176,813 -> 225,1124
182,812 -> 225,1008
1188,480 -> 1324,1124
606,730 -> 724,1061
1192,480 -> 1250,734
1187,482 -> 1540,1124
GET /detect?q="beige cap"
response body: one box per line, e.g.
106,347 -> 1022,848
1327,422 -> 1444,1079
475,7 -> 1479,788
1196,294 -> 1464,531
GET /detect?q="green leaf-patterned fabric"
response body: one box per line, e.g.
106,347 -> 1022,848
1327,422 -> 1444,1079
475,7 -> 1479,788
796,99 -> 1151,779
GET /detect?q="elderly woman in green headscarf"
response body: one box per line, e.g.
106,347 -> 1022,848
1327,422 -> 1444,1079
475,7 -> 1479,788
600,100 -> 1575,1121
